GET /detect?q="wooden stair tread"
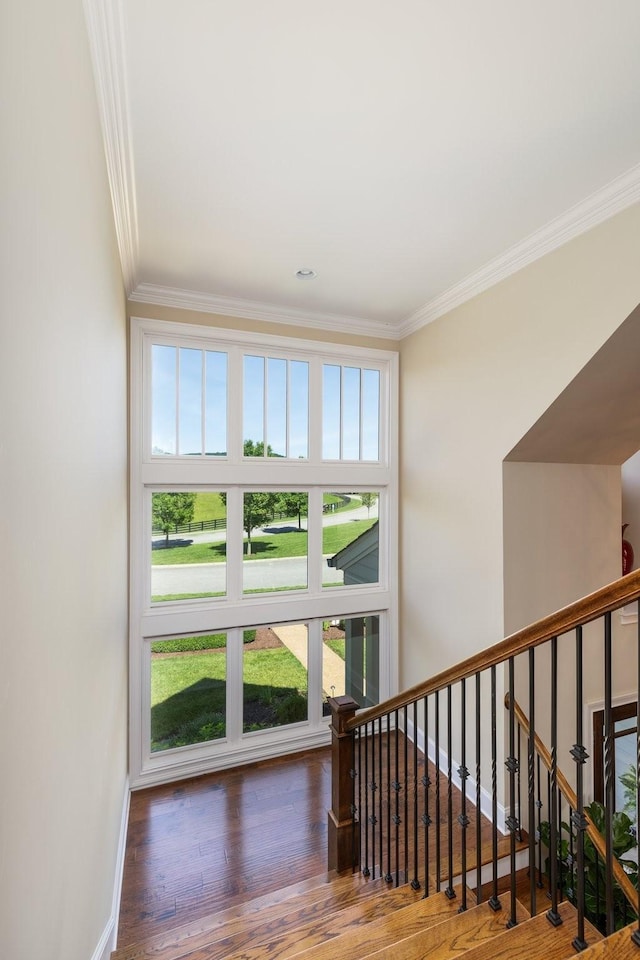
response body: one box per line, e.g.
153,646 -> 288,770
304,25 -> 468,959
228,887 -> 474,960
448,901 -> 602,960
111,872 -> 397,960
282,893 -> 502,960
218,884 -> 428,960
567,922 -> 640,959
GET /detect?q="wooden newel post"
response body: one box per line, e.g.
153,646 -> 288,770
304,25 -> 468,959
328,694 -> 359,873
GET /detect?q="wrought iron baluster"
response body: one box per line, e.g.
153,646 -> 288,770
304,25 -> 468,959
547,636 -> 562,927
489,665 -> 500,911
404,704 -> 409,887
387,712 -> 393,884
528,647 -> 537,916
391,709 -> 399,885
435,689 -> 442,892
378,716 -> 384,881
634,598 -> 640,948
351,728 -> 358,870
536,754 -> 543,888
604,612 -> 614,936
475,672 -> 482,906
517,722 -> 523,843
412,700 -> 420,891
445,684 -> 455,899
459,677 -> 469,912
363,721 -> 370,876
423,694 -> 431,899
506,656 -> 518,928
571,624 -> 588,952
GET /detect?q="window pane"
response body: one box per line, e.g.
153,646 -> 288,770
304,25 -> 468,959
266,358 -> 287,457
151,492 -> 227,602
322,616 -> 380,712
342,367 -> 361,460
243,625 -> 308,732
362,368 -> 380,460
242,492 -> 308,594
289,361 -> 309,459
178,348 -> 203,455
615,731 -> 636,817
323,493 -> 379,587
322,364 -> 341,459
150,634 -> 226,751
243,356 -> 264,454
205,351 -> 227,456
151,345 -> 176,455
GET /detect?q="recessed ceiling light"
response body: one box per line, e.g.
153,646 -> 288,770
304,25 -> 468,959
295,268 -> 317,279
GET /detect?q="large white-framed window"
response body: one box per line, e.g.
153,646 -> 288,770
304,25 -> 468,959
130,316 -> 398,787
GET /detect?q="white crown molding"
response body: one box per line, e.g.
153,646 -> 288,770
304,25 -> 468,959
83,0 -> 138,293
399,162 -> 640,339
128,282 -> 400,340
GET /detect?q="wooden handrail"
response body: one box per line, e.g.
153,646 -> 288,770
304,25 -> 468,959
507,693 -> 638,913
347,569 -> 640,732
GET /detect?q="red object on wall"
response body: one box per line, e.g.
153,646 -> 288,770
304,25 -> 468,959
622,524 -> 634,575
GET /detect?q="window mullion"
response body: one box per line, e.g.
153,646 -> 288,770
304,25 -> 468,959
226,487 -> 243,601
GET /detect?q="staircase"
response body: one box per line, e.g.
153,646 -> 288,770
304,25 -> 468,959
111,865 -> 640,960
113,571 -> 640,960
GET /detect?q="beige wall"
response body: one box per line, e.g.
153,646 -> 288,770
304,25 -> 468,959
1,1 -> 128,959
399,202 -> 640,687
399,203 -> 640,805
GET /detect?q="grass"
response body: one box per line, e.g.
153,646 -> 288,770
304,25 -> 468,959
193,492 -> 226,523
151,519 -> 376,565
324,637 -> 345,659
150,646 -> 308,750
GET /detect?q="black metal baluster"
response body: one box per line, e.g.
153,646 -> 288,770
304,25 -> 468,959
371,721 -> 378,879
387,712 -> 394,883
547,636 -> 562,926
528,647 -> 537,916
489,665 -> 501,911
378,715 -> 384,882
558,790 -> 564,900
568,802 -> 574,902
536,754 -> 543,888
571,624 -> 588,951
435,689 -> 442,892
459,677 -> 469,912
475,672 -> 482,906
412,700 -> 420,890
603,612 -> 615,936
517,722 -> 523,842
506,656 -> 518,927
445,684 -> 455,899
423,694 -> 431,899
391,709 -> 399,885
351,728 -> 358,869
404,704 -> 409,886
634,599 -> 640,948
546,768 -> 552,899
363,721 -> 370,876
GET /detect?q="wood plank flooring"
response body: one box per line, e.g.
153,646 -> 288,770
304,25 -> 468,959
118,749 -> 333,948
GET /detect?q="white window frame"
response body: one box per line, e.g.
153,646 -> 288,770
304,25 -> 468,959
130,316 -> 399,788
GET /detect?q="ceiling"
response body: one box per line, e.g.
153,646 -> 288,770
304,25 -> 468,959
87,1 -> 640,339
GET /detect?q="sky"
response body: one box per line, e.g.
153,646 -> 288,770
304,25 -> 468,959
151,344 -> 380,460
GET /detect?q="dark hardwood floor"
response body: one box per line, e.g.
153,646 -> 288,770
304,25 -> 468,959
117,748 -> 332,948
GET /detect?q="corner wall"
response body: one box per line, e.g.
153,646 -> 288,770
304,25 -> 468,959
399,203 -> 640,797
0,1 -> 128,958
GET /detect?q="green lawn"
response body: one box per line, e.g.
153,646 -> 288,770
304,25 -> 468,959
193,492 -> 226,523
150,646 -> 308,751
151,519 -> 376,565
324,637 -> 346,659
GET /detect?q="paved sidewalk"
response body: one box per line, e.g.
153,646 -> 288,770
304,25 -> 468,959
272,624 -> 345,698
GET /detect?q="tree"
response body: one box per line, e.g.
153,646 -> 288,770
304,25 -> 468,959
360,492 -> 378,517
152,492 -> 197,546
220,490 -> 277,555
276,493 -> 308,530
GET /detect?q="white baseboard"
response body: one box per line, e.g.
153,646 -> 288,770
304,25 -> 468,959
404,713 -> 509,835
91,777 -> 130,960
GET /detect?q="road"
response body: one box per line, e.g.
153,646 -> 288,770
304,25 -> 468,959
152,555 -> 344,597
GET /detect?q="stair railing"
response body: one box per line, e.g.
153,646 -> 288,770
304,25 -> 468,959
508,692 -> 637,942
328,569 -> 640,949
